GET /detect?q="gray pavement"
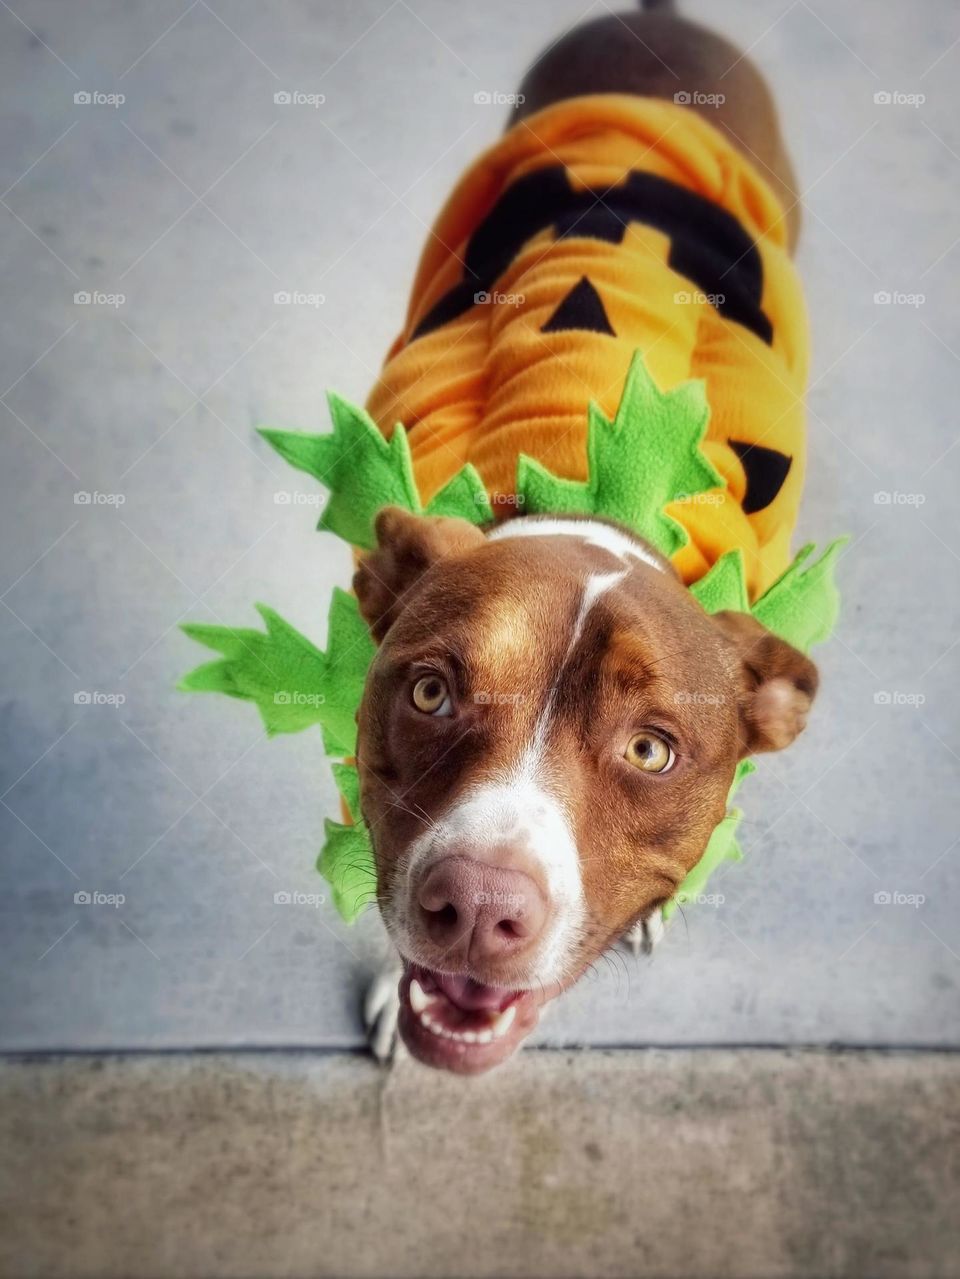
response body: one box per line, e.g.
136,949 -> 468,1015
1,0 -> 958,1054
2,1048 -> 958,1279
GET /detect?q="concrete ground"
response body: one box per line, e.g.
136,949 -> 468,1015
2,1049 -> 959,1279
1,0 -> 958,1275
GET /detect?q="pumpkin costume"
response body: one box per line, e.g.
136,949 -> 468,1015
179,97 -> 845,924
366,94 -> 808,599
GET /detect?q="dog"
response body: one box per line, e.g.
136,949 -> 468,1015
354,1 -> 817,1073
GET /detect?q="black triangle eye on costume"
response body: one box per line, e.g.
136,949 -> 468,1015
729,439 -> 793,514
541,276 -> 617,335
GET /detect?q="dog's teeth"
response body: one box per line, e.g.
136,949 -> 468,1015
475,1028 -> 493,1044
491,1004 -> 516,1039
461,1030 -> 478,1044
409,978 -> 429,1015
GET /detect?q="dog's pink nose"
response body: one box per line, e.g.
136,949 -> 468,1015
416,855 -> 548,963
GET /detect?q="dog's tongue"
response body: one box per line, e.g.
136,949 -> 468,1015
433,972 -> 516,1012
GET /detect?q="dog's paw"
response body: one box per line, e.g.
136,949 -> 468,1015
622,908 -> 665,957
363,963 -> 403,1063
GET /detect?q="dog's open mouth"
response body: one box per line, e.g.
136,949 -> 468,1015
397,963 -> 544,1073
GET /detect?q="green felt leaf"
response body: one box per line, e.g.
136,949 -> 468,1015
752,537 -> 848,655
261,393 -> 494,550
179,605 -> 330,737
260,393 -> 420,549
179,589 -> 374,752
318,588 -> 377,756
318,817 -> 376,923
729,757 -> 757,800
662,759 -> 754,920
690,549 -> 750,615
664,808 -> 744,922
425,463 -> 494,524
660,533 -> 848,918
516,351 -> 724,557
331,761 -> 362,823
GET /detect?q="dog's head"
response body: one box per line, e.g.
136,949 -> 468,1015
354,507 -> 817,1073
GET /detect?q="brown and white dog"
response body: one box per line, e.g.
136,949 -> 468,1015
356,4 -> 816,1074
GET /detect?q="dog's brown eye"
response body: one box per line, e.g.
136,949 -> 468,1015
625,732 -> 674,774
412,675 -> 452,717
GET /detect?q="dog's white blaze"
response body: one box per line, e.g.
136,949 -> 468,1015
525,566 -> 627,756
488,516 -> 664,573
406,773 -> 585,985
396,567 -> 631,985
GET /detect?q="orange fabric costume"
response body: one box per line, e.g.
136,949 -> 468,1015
366,95 -> 809,599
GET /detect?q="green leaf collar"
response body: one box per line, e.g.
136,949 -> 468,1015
181,352 -> 845,922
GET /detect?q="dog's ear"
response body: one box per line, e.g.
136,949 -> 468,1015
353,506 -> 485,643
712,611 -> 819,756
